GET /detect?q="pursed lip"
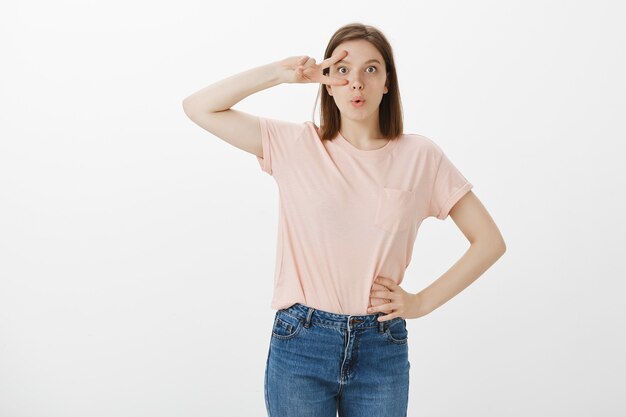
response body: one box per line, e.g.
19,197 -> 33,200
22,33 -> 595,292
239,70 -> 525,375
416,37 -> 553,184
351,96 -> 366,103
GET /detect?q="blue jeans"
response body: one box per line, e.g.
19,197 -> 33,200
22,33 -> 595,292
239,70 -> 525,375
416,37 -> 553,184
264,302 -> 410,417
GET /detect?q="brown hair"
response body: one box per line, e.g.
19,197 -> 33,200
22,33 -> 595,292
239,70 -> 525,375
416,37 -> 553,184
313,22 -> 404,141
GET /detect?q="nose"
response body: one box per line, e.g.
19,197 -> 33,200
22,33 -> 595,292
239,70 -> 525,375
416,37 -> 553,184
350,74 -> 364,90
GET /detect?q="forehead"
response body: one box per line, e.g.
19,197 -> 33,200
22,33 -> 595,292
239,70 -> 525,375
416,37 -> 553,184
332,39 -> 384,64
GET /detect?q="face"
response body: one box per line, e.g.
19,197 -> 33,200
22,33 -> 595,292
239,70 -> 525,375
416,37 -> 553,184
325,39 -> 389,121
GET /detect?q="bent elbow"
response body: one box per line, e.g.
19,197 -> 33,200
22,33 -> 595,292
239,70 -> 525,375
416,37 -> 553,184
496,238 -> 507,256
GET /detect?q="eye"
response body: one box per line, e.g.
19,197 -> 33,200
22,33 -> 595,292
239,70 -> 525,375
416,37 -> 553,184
337,66 -> 378,75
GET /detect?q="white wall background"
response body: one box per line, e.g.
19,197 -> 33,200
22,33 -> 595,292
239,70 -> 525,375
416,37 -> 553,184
1,1 -> 624,416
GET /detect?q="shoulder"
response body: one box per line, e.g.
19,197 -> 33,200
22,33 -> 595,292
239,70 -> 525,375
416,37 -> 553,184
303,120 -> 320,136
260,117 -> 310,143
301,121 -> 331,144
398,133 -> 444,158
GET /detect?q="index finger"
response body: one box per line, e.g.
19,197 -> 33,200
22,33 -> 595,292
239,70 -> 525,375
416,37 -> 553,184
322,76 -> 349,86
319,49 -> 348,70
374,277 -> 394,287
370,283 -> 388,291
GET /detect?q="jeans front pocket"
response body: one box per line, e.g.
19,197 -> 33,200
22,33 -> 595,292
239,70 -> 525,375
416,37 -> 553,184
374,187 -> 417,234
271,311 -> 304,341
384,318 -> 409,344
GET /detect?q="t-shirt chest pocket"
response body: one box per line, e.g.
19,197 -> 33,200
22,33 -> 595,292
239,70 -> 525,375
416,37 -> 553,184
373,187 -> 417,234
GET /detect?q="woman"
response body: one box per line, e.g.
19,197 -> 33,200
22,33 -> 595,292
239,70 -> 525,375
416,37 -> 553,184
183,22 -> 506,417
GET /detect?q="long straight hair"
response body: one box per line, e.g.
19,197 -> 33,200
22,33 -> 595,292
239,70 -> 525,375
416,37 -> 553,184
312,22 -> 404,141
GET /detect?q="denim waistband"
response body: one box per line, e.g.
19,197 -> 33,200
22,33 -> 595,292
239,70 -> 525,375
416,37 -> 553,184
280,302 -> 403,332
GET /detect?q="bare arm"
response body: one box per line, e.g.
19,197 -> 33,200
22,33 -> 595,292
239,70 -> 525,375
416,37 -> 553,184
414,191 -> 506,317
181,52 -> 349,157
181,62 -> 284,157
182,61 -> 284,114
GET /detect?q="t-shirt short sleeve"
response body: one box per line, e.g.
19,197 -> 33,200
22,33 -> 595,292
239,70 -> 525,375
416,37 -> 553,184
429,144 -> 473,220
256,117 -> 307,177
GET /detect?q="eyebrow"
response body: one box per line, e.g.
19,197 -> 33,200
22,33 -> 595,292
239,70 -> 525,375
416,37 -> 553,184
335,58 -> 382,65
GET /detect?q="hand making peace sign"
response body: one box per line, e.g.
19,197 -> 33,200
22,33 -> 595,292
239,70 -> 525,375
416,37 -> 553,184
278,49 -> 350,86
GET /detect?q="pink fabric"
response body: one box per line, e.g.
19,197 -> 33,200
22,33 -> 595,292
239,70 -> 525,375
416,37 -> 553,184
256,117 -> 473,315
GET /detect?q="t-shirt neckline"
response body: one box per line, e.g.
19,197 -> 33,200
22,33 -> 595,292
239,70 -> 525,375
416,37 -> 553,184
334,130 -> 397,158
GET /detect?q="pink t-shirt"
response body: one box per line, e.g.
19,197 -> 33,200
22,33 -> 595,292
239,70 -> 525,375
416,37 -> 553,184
256,117 -> 473,315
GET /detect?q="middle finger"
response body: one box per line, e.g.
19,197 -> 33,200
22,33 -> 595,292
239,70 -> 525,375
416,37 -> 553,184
370,289 -> 392,298
319,49 -> 348,70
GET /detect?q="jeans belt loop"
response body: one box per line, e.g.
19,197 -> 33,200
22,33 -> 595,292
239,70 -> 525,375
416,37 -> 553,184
304,307 -> 314,328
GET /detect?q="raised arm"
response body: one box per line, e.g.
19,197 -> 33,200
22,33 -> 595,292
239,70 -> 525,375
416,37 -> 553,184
181,52 -> 350,158
182,62 -> 282,158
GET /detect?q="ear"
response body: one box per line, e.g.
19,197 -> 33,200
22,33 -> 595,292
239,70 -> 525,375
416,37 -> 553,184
326,84 -> 333,96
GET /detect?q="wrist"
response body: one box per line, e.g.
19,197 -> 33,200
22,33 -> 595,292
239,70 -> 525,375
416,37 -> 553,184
270,60 -> 288,84
414,291 -> 429,318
